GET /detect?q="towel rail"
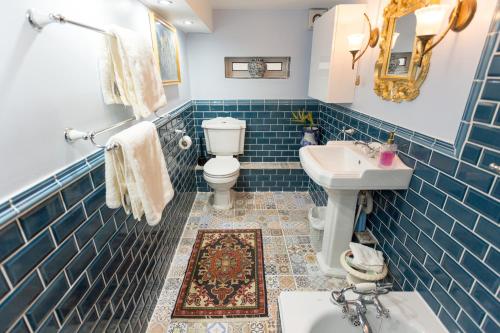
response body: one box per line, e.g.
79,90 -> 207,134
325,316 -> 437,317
64,111 -> 176,151
26,9 -> 113,36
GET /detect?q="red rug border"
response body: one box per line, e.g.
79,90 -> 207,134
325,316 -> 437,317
171,229 -> 268,318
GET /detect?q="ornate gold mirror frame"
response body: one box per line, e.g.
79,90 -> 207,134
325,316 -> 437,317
374,0 -> 439,102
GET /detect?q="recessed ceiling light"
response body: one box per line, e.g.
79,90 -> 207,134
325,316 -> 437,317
158,0 -> 174,5
184,20 -> 194,25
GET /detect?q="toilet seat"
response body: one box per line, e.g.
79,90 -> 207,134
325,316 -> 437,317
203,157 -> 240,178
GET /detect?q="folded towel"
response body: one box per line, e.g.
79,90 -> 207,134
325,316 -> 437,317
349,242 -> 384,273
105,121 -> 174,225
101,25 -> 167,119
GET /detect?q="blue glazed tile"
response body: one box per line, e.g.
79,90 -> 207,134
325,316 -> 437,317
449,282 -> 485,324
4,231 -> 55,285
409,142 -> 432,163
430,282 -> 460,317
495,107 -> 500,126
94,217 -> 117,251
55,159 -> 90,187
443,254 -> 474,290
424,256 -> 451,289
83,184 -> 106,216
0,273 -> 8,300
456,163 -> 494,192
462,81 -> 482,121
492,179 -> 500,200
444,197 -> 477,229
416,282 -> 440,314
0,202 -> 17,224
454,121 -> 469,155
432,140 -> 454,156
469,124 -> 500,150
488,55 -> 500,77
66,242 -> 97,284
461,252 -> 498,293
78,276 -> 105,317
452,223 -> 487,258
39,237 -> 77,284
88,246 -> 111,282
0,222 -> 25,262
26,273 -> 69,330
433,229 -> 463,260
75,211 -> 102,248
10,319 -> 30,333
398,259 -> 417,287
471,283 -> 500,323
414,162 -> 438,184
465,188 -> 500,222
475,33 -> 498,79
56,275 -> 89,323
86,150 -> 104,170
482,79 -> 500,101
37,314 -> 59,333
11,177 -> 60,215
485,248 -> 499,272
399,216 -> 419,240
483,316 -> 500,333
420,183 -> 446,207
18,194 -> 65,239
61,175 -> 93,208
429,152 -> 458,176
417,233 -> 443,262
411,132 -> 434,147
411,211 -> 434,236
474,102 -> 497,123
0,272 -> 43,332
436,174 -> 466,200
51,205 -> 86,245
460,143 -> 482,164
59,310 -> 81,332
479,148 -> 500,172
458,312 -> 482,333
438,310 -> 462,333
426,204 -> 453,232
409,257 -> 432,287
406,190 -> 428,214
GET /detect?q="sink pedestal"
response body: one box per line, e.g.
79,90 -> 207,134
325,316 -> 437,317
317,189 -> 359,277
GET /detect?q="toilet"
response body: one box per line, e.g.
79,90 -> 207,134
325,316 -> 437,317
202,117 -> 246,209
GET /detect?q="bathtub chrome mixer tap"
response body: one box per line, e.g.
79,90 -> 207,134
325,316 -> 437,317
331,282 -> 393,333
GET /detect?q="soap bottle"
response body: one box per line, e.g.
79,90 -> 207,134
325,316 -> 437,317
379,132 -> 397,167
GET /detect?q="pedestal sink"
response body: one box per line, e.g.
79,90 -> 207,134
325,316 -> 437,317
300,141 -> 413,276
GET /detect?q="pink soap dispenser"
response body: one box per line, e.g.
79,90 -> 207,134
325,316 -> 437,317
379,132 -> 397,168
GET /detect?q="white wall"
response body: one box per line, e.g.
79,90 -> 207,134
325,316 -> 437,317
187,10 -> 312,99
350,0 -> 496,143
0,0 -> 191,202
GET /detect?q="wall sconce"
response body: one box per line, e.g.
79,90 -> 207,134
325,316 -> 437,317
347,13 -> 379,70
415,0 -> 476,66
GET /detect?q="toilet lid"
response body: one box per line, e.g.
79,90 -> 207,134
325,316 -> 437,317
204,157 -> 240,177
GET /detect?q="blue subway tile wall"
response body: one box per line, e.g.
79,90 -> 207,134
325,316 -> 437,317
0,102 -> 197,332
192,100 -> 320,163
309,12 -> 500,332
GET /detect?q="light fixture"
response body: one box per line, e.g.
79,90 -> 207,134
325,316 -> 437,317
158,0 -> 174,5
184,20 -> 194,25
415,0 -> 476,66
347,13 -> 379,70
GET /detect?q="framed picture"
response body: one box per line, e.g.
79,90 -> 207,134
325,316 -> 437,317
149,12 -> 181,85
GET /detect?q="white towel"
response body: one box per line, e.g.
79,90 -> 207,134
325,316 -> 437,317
349,242 -> 385,273
105,121 -> 174,225
100,25 -> 167,119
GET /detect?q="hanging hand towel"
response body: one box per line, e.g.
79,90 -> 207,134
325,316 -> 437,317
349,242 -> 385,273
101,25 -> 167,119
105,121 -> 174,225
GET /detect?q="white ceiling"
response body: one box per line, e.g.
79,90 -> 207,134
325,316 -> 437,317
209,0 -> 364,10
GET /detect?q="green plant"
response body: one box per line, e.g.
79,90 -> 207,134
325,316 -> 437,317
291,110 -> 315,127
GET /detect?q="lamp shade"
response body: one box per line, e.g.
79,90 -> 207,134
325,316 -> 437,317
415,5 -> 450,36
347,33 -> 364,51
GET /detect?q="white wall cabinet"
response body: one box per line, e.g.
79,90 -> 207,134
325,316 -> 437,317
308,4 -> 367,103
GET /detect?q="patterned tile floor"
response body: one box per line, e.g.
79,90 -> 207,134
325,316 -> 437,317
147,192 -> 347,333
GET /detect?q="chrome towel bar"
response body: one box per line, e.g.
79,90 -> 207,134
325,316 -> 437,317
26,9 -> 113,36
64,111 -> 178,151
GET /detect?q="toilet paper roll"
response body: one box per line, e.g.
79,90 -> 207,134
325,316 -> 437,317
178,135 -> 192,150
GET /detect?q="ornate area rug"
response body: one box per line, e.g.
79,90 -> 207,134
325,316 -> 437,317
172,229 -> 267,318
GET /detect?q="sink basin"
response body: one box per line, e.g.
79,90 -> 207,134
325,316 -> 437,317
299,141 -> 412,190
279,291 -> 446,333
299,141 -> 413,276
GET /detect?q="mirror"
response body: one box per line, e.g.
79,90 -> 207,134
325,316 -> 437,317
374,0 -> 436,102
386,13 -> 416,76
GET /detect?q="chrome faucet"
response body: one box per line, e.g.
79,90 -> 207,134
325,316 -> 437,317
331,282 -> 393,332
354,140 -> 381,158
